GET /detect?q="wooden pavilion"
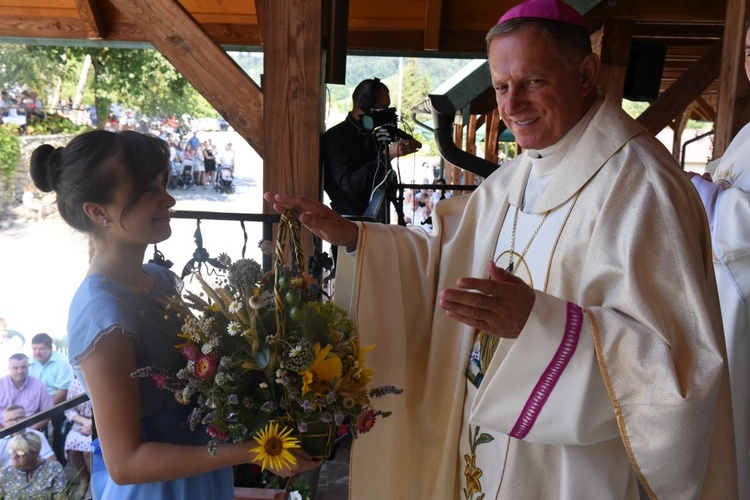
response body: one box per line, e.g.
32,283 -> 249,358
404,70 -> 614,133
0,0 -> 748,214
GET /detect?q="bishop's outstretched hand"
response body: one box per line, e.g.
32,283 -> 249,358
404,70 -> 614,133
264,192 -> 359,251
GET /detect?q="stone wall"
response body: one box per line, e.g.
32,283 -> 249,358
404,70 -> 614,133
0,134 -> 76,215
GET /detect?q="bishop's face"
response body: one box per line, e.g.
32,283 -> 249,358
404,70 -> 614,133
488,27 -> 595,150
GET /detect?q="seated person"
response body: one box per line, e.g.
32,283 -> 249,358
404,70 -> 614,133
0,406 -> 55,469
29,333 -> 73,405
29,333 -> 73,463
0,433 -> 65,498
0,354 -> 53,431
64,377 -> 92,494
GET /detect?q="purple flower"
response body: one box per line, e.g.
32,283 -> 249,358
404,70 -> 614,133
227,394 -> 239,405
261,401 -> 276,413
297,421 -> 308,433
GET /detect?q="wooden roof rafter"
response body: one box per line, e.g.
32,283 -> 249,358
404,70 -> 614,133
105,0 -> 265,156
424,0 -> 443,51
74,0 -> 106,39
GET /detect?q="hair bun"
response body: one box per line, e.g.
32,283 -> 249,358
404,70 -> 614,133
29,144 -> 61,193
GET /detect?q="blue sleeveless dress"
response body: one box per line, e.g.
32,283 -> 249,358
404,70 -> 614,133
67,263 -> 234,499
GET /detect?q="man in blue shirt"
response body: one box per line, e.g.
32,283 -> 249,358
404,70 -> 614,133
29,334 -> 72,405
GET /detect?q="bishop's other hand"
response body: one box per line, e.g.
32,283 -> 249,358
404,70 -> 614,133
439,260 -> 535,338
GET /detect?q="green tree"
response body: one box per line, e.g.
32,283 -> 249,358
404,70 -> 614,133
87,47 -> 216,128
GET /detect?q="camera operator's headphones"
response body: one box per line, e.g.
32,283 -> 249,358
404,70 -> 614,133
358,78 -> 381,112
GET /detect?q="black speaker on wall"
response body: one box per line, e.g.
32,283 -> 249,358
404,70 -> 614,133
623,41 -> 667,102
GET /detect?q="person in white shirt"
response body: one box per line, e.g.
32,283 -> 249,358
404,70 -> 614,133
686,21 -> 750,499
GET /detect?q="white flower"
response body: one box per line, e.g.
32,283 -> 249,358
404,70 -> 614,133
289,345 -> 302,358
228,300 -> 241,314
227,321 -> 241,336
276,368 -> 285,378
259,382 -> 268,389
215,372 -> 228,386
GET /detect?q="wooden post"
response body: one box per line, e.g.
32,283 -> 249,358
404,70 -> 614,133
596,19 -> 633,104
262,0 -> 324,256
484,109 -> 501,166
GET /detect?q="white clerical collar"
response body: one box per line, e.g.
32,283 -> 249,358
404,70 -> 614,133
526,97 -> 603,177
521,96 -> 603,212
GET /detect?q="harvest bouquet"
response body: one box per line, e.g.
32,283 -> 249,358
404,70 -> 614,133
136,212 -> 400,471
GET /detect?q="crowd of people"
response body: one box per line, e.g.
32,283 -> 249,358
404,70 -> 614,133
0,319 -> 91,498
0,89 -> 43,123
168,135 -> 236,191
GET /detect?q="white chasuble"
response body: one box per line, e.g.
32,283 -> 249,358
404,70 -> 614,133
458,174 -> 632,497
335,94 -> 736,500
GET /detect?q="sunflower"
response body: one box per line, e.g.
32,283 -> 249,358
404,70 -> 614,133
300,343 -> 343,395
249,421 -> 301,471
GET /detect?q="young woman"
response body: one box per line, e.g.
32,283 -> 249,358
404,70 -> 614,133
30,130 -> 318,498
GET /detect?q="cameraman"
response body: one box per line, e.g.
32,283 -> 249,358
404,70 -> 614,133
322,78 -> 420,216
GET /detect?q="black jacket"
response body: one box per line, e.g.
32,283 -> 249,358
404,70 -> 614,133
322,114 -> 387,216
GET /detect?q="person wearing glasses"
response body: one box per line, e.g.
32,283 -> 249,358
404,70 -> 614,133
0,432 -> 65,498
0,405 -> 55,470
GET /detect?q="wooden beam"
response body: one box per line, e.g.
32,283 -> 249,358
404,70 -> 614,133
670,103 -> 692,160
262,0 -> 323,227
714,0 -> 750,157
596,19 -> 633,104
424,0 -> 443,51
636,40 -> 721,135
107,0 -> 264,156
0,16 -> 92,39
693,95 -> 717,122
465,114 -> 477,186
74,0 -> 107,39
254,0 -> 264,44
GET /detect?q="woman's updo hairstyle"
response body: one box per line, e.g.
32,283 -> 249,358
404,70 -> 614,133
30,130 -> 170,233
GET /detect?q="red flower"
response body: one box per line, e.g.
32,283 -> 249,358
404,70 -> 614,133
356,410 -> 377,434
206,426 -> 229,440
151,372 -> 170,389
181,342 -> 200,361
194,354 -> 219,380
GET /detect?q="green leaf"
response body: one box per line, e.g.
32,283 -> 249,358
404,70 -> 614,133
300,304 -> 329,345
475,433 -> 495,446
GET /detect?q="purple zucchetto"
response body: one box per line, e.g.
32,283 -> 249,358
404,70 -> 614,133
498,0 -> 589,31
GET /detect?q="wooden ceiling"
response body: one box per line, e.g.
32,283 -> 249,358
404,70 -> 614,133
0,1 -> 734,116
0,0 -> 746,198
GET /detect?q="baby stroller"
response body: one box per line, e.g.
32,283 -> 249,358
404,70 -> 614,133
180,160 -> 195,190
215,166 -> 235,194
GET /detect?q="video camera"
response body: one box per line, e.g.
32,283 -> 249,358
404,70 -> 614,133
360,107 -> 414,143
360,106 -> 398,131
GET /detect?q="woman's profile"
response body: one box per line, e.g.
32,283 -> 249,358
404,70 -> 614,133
30,130 -> 319,498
